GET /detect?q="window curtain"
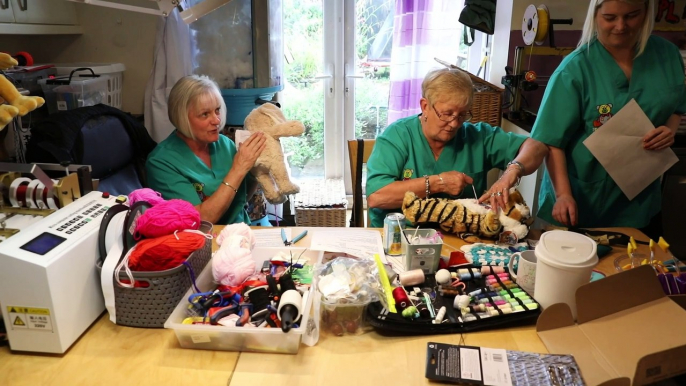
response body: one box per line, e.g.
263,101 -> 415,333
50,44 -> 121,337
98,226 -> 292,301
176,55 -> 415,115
387,0 -> 462,124
144,7 -> 193,143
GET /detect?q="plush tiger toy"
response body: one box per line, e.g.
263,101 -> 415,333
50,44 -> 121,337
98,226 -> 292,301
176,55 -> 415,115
401,189 -> 532,240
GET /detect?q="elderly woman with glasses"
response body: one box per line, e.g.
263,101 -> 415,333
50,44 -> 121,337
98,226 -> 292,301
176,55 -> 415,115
366,68 -> 548,228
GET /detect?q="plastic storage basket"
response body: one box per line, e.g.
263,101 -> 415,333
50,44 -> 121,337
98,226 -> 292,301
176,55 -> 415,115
54,62 -> 125,109
38,68 -> 109,115
99,221 -> 213,328
164,247 -> 321,354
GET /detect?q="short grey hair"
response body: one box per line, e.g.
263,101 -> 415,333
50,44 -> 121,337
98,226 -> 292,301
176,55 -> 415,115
578,0 -> 653,58
168,74 -> 227,140
421,68 -> 473,108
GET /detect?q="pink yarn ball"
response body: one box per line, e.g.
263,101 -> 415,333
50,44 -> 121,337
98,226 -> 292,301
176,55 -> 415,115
128,188 -> 165,206
212,235 -> 256,286
134,199 -> 201,238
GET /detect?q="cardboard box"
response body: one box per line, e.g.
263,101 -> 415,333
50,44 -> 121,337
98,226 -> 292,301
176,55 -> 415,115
537,265 -> 686,385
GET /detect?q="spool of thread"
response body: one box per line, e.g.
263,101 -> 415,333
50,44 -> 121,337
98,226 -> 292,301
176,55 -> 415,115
453,295 -> 470,309
399,269 -> 425,286
392,287 -> 411,310
485,273 -> 510,280
433,306 -> 447,324
481,266 -> 506,275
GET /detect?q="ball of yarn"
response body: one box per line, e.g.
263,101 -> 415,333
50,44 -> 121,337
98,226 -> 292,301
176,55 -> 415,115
216,223 -> 256,248
128,232 -> 206,272
212,234 -> 256,286
135,199 -> 201,238
128,188 -> 165,206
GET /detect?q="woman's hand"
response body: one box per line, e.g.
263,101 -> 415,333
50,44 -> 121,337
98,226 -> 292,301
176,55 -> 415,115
438,170 -> 473,196
643,125 -> 675,151
478,169 -> 518,210
233,132 -> 267,174
552,193 -> 577,226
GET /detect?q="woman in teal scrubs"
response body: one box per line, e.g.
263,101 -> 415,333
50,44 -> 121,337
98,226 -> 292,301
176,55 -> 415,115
146,75 -> 267,225
531,0 -> 686,235
366,68 -> 548,228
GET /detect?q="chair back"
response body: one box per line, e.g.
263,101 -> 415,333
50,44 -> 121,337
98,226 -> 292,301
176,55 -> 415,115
347,139 -> 375,227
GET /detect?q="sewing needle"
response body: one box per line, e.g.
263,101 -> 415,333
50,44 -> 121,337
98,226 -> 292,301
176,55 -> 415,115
472,185 -> 477,200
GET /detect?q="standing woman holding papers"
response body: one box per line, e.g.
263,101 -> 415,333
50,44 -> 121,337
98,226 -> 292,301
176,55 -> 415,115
530,0 -> 686,237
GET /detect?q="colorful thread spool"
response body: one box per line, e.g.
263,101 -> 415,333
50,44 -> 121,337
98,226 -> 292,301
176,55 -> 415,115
392,287 -> 411,311
481,266 -> 506,275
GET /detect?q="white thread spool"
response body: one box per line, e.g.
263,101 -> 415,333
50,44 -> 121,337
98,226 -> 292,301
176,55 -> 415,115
34,181 -> 47,209
46,179 -> 59,209
399,269 -> 425,286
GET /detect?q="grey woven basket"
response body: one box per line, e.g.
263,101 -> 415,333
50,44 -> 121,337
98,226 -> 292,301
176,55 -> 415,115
101,221 -> 213,328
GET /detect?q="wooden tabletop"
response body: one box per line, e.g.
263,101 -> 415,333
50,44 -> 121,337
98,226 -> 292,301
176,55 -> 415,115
0,227 -> 668,386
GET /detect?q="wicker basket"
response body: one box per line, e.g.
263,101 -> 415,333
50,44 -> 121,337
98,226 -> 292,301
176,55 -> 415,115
99,221 -> 213,328
435,59 -> 503,127
294,179 -> 347,227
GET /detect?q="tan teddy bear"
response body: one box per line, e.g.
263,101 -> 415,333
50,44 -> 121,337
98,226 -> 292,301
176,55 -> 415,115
0,53 -> 45,130
243,103 -> 305,204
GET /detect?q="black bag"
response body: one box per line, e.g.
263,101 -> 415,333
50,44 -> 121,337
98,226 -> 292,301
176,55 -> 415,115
459,0 -> 497,45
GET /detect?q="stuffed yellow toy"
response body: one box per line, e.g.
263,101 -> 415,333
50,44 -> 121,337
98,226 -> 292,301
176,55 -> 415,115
0,52 -> 45,130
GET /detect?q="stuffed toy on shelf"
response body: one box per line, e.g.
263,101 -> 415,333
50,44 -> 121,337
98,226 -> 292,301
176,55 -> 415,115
402,188 -> 533,241
0,52 -> 45,131
243,103 -> 305,204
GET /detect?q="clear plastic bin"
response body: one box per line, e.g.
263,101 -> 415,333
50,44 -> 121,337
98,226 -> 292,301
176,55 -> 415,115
54,63 -> 125,109
164,247 -> 322,354
38,69 -> 109,115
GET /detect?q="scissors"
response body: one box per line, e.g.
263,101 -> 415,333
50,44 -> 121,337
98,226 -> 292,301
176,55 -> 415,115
281,228 -> 307,246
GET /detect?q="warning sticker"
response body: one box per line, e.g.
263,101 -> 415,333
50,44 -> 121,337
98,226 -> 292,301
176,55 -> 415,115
6,306 -> 53,332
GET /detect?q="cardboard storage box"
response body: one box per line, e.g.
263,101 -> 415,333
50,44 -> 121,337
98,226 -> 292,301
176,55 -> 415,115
537,265 -> 686,386
164,247 -> 322,354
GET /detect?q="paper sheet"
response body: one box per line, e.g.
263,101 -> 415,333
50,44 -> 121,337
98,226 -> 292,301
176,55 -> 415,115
252,228 -> 290,248
583,99 -> 678,200
234,129 -> 251,148
309,229 -> 386,262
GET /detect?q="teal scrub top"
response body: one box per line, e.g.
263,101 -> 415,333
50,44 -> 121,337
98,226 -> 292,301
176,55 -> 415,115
366,115 -> 527,227
145,131 -> 252,225
531,35 -> 686,228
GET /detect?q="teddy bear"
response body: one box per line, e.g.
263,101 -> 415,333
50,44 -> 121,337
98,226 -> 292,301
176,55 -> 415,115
243,103 -> 305,204
0,52 -> 45,131
401,188 -> 532,241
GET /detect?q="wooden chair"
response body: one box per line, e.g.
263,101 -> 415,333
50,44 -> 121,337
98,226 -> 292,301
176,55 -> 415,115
347,139 -> 375,227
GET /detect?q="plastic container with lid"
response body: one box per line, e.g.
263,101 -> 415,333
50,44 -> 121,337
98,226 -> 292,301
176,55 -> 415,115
53,63 -> 125,109
38,68 -> 109,115
533,230 -> 598,320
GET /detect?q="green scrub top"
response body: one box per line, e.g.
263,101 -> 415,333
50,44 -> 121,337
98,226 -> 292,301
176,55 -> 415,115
366,115 -> 526,227
531,35 -> 686,228
145,131 -> 252,225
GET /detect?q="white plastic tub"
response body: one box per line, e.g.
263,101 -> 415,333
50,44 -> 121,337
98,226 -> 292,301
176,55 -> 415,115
164,247 -> 321,354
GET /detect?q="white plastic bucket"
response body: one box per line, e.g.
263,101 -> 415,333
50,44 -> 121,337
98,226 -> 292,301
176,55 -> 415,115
533,230 -> 598,320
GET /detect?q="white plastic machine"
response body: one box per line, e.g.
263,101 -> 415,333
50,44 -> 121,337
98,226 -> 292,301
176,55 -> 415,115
0,191 -> 117,353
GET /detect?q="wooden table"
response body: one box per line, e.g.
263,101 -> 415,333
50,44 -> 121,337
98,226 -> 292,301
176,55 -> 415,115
0,227 -> 667,386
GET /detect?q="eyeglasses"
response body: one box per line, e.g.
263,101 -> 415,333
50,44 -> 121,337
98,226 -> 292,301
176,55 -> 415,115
432,105 -> 472,123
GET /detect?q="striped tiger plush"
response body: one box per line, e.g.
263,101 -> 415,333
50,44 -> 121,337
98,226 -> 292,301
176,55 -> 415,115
401,189 -> 531,240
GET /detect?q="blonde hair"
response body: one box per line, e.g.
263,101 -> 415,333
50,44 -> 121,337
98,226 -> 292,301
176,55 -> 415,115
168,74 -> 227,140
578,0 -> 654,57
421,68 -> 473,108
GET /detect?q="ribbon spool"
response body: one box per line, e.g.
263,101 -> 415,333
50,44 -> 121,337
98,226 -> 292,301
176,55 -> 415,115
522,4 -> 550,46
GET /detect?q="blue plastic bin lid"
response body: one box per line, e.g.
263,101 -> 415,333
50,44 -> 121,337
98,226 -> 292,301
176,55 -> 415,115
221,85 -> 284,126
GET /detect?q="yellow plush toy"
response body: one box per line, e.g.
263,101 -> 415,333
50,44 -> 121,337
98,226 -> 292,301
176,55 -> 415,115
0,52 -> 45,130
